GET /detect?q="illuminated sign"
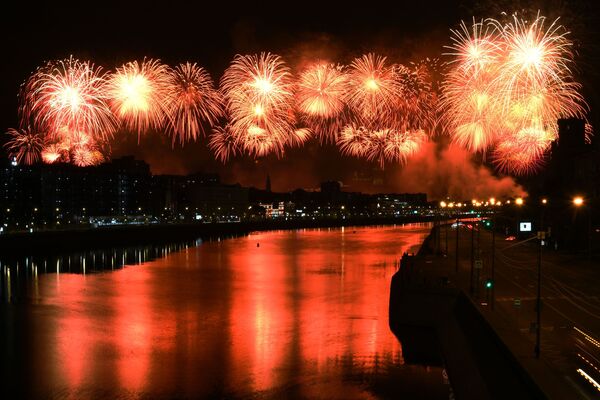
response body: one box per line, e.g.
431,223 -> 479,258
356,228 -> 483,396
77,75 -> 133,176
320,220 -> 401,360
519,222 -> 532,232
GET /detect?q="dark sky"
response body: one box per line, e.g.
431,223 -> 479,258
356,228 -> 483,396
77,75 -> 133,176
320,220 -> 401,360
2,0 -> 599,195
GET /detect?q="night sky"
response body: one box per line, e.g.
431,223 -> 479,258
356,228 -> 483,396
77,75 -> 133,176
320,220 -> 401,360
2,0 -> 599,196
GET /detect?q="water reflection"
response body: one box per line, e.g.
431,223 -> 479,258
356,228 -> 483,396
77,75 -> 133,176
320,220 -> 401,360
1,223 -> 451,399
0,239 -> 204,303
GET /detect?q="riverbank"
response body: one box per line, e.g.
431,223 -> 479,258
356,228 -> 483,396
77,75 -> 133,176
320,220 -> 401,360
0,215 -> 435,256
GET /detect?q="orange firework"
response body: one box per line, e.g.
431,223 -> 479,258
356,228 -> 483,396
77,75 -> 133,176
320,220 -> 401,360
165,62 -> 224,144
442,14 -> 589,174
219,53 -> 297,158
345,54 -> 400,124
4,127 -> 45,165
296,63 -> 349,142
492,126 -> 554,175
72,147 -> 104,167
337,57 -> 437,167
209,126 -> 239,163
337,125 -> 369,158
337,125 -> 427,169
40,126 -> 110,166
383,129 -> 427,165
41,144 -> 63,164
395,62 -> 439,133
109,59 -> 171,137
441,20 -> 502,152
21,57 -> 115,141
287,128 -> 312,148
492,15 -> 573,104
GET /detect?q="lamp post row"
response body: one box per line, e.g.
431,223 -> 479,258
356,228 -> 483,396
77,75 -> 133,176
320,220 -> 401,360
439,195 -> 589,360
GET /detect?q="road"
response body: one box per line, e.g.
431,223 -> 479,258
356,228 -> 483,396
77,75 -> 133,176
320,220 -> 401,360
435,221 -> 600,398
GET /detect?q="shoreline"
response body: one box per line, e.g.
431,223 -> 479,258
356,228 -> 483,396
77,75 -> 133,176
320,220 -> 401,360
0,216 -> 435,256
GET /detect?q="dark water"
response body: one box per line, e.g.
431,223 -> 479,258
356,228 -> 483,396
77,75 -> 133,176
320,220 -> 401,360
1,224 -> 451,399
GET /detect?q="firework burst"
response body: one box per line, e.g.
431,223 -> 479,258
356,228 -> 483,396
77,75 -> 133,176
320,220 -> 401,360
41,144 -> 63,164
4,128 -> 45,165
337,57 -> 437,167
208,126 -> 239,163
395,63 -> 439,133
219,53 -> 297,158
442,14 -> 588,174
337,125 -> 369,159
441,20 -> 502,152
72,147 -> 104,167
108,59 -> 171,136
345,54 -> 400,124
296,63 -> 349,142
492,126 -> 554,175
21,57 -> 115,141
337,125 -> 427,169
165,62 -> 224,144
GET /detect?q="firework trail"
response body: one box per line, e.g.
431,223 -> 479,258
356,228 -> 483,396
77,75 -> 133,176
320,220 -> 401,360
442,14 -> 588,174
296,63 -> 349,143
4,128 -> 45,165
21,57 -> 115,141
165,62 -> 224,144
108,59 -> 171,137
217,53 -> 298,158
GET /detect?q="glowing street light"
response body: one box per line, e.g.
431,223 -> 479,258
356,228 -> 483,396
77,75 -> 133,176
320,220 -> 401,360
534,197 -> 548,359
515,197 -> 524,206
440,201 -> 449,254
572,196 -> 591,265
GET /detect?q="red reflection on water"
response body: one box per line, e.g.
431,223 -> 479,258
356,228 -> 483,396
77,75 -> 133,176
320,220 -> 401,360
31,223 -> 437,398
112,269 -> 152,391
53,275 -> 92,389
228,234 -> 292,392
224,224 -> 430,396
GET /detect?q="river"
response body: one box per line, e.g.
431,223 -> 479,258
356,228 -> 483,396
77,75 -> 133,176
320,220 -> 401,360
1,223 -> 451,399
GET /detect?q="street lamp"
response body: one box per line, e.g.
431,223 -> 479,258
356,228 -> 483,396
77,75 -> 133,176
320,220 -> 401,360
452,203 -> 460,274
440,201 -> 448,255
470,215 -> 475,296
573,196 -> 591,262
490,200 -> 500,310
534,198 -> 547,359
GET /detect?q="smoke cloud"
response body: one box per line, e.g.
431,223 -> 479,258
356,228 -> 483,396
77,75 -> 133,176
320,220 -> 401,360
392,141 -> 526,200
